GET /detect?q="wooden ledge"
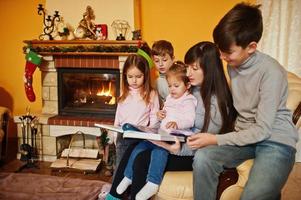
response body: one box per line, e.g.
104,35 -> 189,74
24,39 -> 144,46
23,40 -> 144,56
36,52 -> 135,56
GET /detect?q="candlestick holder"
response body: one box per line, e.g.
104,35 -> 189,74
37,4 -> 61,40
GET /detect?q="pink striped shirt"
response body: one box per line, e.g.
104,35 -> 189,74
114,87 -> 160,128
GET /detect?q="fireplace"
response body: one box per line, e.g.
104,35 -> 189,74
14,40 -> 142,162
58,68 -> 120,118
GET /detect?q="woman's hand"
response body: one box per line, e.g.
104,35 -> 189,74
156,110 -> 166,121
149,137 -> 181,154
186,133 -> 217,150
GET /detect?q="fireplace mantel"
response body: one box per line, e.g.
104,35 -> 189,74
24,40 -> 144,56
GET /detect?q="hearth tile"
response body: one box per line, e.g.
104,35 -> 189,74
42,125 -> 50,136
42,72 -> 57,87
42,101 -> 58,115
42,136 -> 56,156
49,87 -> 58,101
42,86 -> 50,100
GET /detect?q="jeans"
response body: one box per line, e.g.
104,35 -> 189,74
124,141 -> 169,185
108,143 -> 193,200
193,140 -> 296,200
115,134 -> 139,171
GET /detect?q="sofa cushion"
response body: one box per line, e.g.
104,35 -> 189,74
155,171 -> 193,200
287,72 -> 301,112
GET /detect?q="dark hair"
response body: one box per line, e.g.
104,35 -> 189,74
119,54 -> 152,104
166,61 -> 190,87
213,2 -> 263,51
184,41 -> 237,133
151,40 -> 174,58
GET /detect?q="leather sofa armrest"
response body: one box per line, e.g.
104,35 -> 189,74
293,101 -> 301,128
220,159 -> 254,200
0,107 -> 10,143
287,72 -> 301,127
235,159 -> 254,187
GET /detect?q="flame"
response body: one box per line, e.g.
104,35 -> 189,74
97,82 -> 111,96
108,96 -> 116,105
96,82 -> 115,105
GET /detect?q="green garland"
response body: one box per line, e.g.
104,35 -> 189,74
23,45 -> 139,54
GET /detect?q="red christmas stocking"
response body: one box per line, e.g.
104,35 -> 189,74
24,50 -> 42,102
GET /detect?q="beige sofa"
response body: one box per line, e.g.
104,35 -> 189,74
154,72 -> 301,200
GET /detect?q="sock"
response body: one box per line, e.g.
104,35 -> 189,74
135,181 -> 159,200
116,177 -> 132,195
24,50 -> 42,102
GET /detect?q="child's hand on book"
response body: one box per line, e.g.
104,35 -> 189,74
165,121 -> 178,130
157,110 -> 166,120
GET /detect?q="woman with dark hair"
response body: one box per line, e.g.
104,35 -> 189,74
184,41 -> 236,134
106,41 -> 236,200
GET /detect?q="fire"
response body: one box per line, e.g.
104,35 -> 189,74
96,82 -> 115,105
108,96 -> 116,105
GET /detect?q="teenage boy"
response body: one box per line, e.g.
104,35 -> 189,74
186,3 -> 298,200
151,40 -> 175,104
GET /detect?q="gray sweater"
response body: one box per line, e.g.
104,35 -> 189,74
192,86 -> 222,133
179,87 -> 223,156
155,73 -> 169,103
217,51 -> 298,148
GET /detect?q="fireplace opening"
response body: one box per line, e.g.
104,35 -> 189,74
58,68 -> 120,118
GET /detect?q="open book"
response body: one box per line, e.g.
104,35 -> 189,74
95,123 -> 192,142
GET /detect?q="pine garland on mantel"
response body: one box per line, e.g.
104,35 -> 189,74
23,45 -> 139,54
23,40 -> 143,55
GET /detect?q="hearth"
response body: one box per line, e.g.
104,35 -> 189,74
58,68 -> 120,118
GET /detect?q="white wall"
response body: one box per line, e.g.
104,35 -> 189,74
46,0 -> 134,40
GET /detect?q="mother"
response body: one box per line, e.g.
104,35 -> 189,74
106,41 -> 237,200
